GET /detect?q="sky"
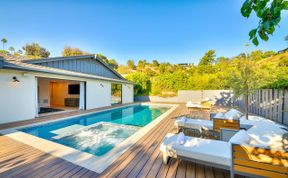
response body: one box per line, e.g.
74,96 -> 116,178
0,0 -> 287,65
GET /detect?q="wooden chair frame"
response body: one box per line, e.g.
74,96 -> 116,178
231,143 -> 288,178
213,118 -> 240,133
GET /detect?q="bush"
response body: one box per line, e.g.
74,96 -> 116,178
125,72 -> 151,95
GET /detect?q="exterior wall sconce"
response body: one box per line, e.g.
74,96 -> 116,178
12,76 -> 20,82
100,83 -> 104,87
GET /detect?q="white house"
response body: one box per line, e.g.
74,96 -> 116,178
0,54 -> 134,124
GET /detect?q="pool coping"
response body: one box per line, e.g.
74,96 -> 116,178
0,102 -> 178,174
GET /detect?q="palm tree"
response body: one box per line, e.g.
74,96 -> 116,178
9,46 -> 15,54
1,38 -> 7,50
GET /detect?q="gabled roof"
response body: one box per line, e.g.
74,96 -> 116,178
0,55 -> 133,84
22,54 -> 125,80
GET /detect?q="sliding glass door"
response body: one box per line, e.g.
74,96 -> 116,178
111,83 -> 122,105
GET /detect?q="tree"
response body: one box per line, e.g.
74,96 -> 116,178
127,59 -> 136,69
96,54 -> 118,69
228,54 -> 265,119
250,50 -> 263,61
198,50 -> 216,66
62,46 -> 87,56
97,54 -> 109,63
241,0 -> 288,46
108,59 -> 118,69
152,60 -> 159,67
22,43 -> 50,58
1,38 -> 7,50
125,72 -> 151,95
8,46 -> 15,54
285,35 -> 288,45
137,60 -> 147,71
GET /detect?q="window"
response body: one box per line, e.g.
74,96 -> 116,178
111,83 -> 122,104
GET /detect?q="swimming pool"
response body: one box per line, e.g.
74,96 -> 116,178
21,104 -> 171,156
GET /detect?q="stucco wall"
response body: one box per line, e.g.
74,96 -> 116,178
86,80 -> 112,109
0,69 -> 134,124
122,84 -> 134,104
0,70 -> 36,124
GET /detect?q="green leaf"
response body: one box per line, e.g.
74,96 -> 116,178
249,29 -> 257,40
283,2 -> 288,10
266,25 -> 275,34
241,0 -> 252,17
252,37 -> 259,46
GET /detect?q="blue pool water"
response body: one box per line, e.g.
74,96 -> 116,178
21,105 -> 170,156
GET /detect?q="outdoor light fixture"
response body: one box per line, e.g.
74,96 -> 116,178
12,76 -> 20,82
100,83 -> 104,87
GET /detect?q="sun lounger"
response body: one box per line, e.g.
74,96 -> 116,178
186,100 -> 212,110
231,124 -> 288,178
175,108 -> 286,133
175,117 -> 213,131
160,133 -> 231,169
161,124 -> 288,178
176,109 -> 242,133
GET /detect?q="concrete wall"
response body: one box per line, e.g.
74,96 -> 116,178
122,84 -> 134,104
86,80 -> 112,109
0,70 -> 36,124
135,90 -> 233,106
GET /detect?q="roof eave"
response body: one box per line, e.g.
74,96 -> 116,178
2,64 -> 134,85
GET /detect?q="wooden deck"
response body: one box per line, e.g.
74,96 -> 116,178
0,104 -> 244,178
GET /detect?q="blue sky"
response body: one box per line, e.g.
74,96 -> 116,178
1,0 -> 287,64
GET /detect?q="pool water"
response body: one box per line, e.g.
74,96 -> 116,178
21,105 -> 170,156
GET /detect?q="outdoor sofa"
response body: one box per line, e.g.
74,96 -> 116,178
161,118 -> 288,177
175,108 -> 286,133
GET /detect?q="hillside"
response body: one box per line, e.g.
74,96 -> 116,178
117,50 -> 288,96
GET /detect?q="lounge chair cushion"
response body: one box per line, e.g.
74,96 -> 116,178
175,118 -> 213,130
240,115 -> 287,129
229,130 -> 250,144
160,133 -> 231,167
186,101 -> 201,108
247,124 -> 288,150
213,112 -> 224,119
224,109 -> 243,120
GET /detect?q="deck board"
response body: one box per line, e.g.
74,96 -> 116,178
0,103 -> 245,178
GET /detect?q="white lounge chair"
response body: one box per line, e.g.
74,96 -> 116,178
175,108 -> 286,132
160,133 -> 231,169
160,125 -> 288,177
176,109 -> 242,132
186,101 -> 201,108
186,99 -> 212,110
160,129 -> 254,170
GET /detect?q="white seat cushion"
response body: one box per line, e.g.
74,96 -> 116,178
229,130 -> 250,144
224,109 -> 243,120
160,133 -> 231,167
240,115 -> 287,129
247,125 -> 288,150
175,118 -> 213,130
213,112 -> 224,119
